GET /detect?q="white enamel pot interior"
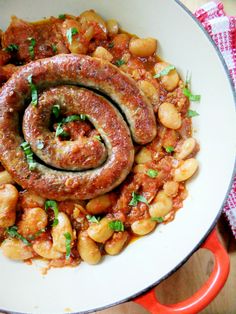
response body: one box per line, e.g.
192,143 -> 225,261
0,0 -> 235,313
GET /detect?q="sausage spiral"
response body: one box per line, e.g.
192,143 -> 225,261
0,54 -> 157,200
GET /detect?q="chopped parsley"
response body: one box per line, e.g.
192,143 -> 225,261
20,141 -> 36,170
64,232 -> 72,259
80,114 -> 87,121
45,200 -> 59,226
61,115 -> 82,123
108,42 -> 114,49
183,72 -> 201,101
151,217 -> 164,223
147,169 -> 158,178
55,123 -> 69,138
27,75 -> 38,106
183,87 -> 201,102
165,146 -> 174,153
66,27 -> 78,45
58,14 -> 66,20
115,59 -> 125,67
153,65 -> 176,78
51,44 -> 57,53
129,192 -> 149,207
28,228 -> 46,240
6,226 -> 31,246
108,220 -> 125,232
28,37 -> 36,59
86,215 -> 101,224
94,135 -> 102,141
52,104 -> 61,119
187,109 -> 199,118
4,43 -> 18,53
55,114 -> 86,138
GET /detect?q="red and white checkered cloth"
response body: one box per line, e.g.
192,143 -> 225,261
195,1 -> 236,238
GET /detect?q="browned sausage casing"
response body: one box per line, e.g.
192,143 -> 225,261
23,87 -> 108,171
0,54 -> 157,200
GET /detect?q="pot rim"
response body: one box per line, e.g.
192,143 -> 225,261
0,1 -> 235,313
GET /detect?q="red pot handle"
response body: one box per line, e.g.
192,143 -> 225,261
134,228 -> 230,314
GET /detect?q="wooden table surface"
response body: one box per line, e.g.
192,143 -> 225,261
96,1 -> 236,313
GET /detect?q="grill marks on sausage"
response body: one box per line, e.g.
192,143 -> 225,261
0,54 -> 157,200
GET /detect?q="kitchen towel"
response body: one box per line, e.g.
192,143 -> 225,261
195,1 -> 236,238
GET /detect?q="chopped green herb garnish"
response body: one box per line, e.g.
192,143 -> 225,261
153,65 -> 176,78
187,109 -> 199,118
94,135 -> 102,141
27,75 -> 38,106
6,226 -> 31,246
129,192 -> 149,207
20,141 -> 36,170
66,27 -> 78,45
86,215 -> 101,224
183,88 -> 201,102
28,228 -> 46,240
147,169 -> 158,178
36,140 -> 44,150
108,42 -> 114,49
151,217 -> 164,223
64,232 -> 72,260
45,200 -> 59,226
55,114 -> 86,138
58,14 -> 66,20
51,44 -> 57,53
165,146 -> 174,153
28,37 -> 36,59
183,72 -> 201,101
115,59 -> 126,67
4,43 -> 18,53
61,115 -> 82,123
55,123 -> 69,138
52,104 -> 61,119
108,220 -> 125,232
80,114 -> 87,121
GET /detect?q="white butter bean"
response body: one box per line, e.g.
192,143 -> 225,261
87,217 -> 114,243
158,102 -> 181,129
154,62 -> 179,91
131,219 -> 156,236
21,191 -> 45,209
174,158 -> 198,182
18,207 -> 48,238
137,80 -> 159,105
174,138 -> 197,160
106,19 -> 119,35
149,190 -> 173,218
1,238 -> 33,260
129,38 -> 157,57
52,212 -> 73,253
135,147 -> 152,164
163,181 -> 179,197
93,46 -> 113,62
86,194 -> 113,215
104,231 -> 129,255
0,170 -> 14,185
33,240 -> 63,259
0,184 -> 18,228
80,10 -> 107,34
78,231 -> 101,265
